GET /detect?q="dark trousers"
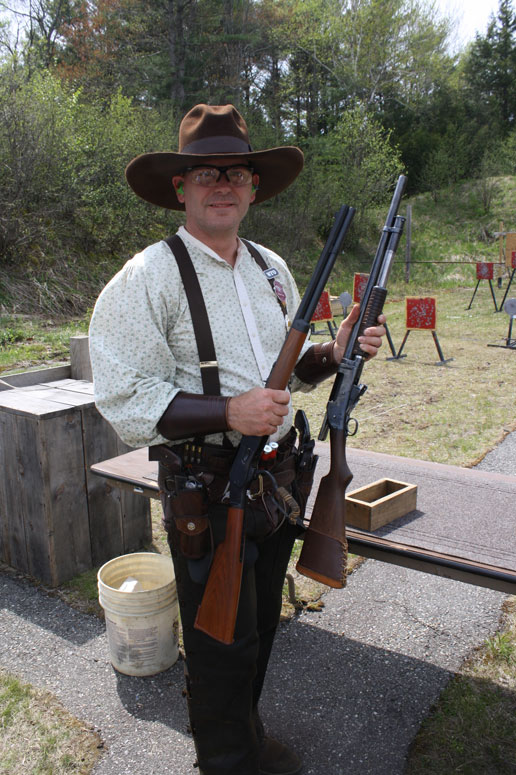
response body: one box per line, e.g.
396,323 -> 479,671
164,498 -> 299,775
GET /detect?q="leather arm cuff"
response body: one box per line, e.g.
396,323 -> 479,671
294,341 -> 339,386
157,391 -> 230,441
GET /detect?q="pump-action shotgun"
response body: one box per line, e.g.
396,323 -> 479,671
297,174 -> 408,588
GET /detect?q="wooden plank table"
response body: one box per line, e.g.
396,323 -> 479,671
91,442 -> 516,594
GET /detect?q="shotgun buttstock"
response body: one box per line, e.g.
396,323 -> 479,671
194,507 -> 245,644
296,529 -> 347,588
296,473 -> 349,588
296,429 -> 351,588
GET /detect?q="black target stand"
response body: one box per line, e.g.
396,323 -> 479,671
488,298 -> 516,350
498,266 -> 516,312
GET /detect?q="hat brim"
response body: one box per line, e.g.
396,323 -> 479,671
125,147 -> 304,210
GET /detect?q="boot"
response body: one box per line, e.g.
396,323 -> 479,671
186,671 -> 261,775
253,710 -> 302,775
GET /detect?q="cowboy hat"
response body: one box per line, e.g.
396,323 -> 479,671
125,103 -> 304,210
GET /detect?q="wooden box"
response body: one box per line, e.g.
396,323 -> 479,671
0,373 -> 151,586
346,478 -> 417,531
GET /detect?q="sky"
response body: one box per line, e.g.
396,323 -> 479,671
435,0 -> 501,49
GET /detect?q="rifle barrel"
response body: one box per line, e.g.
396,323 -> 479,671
377,216 -> 405,287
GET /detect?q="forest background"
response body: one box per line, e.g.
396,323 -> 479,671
2,0 -> 516,315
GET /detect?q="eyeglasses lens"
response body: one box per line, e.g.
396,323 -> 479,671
187,166 -> 253,186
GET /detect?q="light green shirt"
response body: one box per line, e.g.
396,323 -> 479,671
89,228 -> 314,448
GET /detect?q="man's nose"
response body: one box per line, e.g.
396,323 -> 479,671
213,173 -> 233,192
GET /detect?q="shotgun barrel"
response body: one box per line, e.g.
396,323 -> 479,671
194,204 -> 356,644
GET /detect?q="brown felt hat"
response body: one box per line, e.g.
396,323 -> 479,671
125,103 -> 304,210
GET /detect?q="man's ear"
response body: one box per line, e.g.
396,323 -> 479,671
172,175 -> 185,202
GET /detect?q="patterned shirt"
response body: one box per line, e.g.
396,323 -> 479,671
89,227 -> 314,448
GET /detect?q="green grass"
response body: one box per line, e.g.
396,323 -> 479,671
0,670 -> 102,775
406,600 -> 516,774
295,286 -> 516,468
60,569 -> 103,617
0,315 -> 89,372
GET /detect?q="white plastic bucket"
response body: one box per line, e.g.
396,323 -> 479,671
98,552 -> 179,677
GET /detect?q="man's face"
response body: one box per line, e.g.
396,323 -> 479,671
172,158 -> 259,242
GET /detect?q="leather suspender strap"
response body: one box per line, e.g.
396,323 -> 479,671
241,238 -> 288,318
241,238 -> 268,271
165,234 -> 221,396
165,234 -> 286,396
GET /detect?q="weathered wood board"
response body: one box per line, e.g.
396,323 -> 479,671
0,378 -> 150,586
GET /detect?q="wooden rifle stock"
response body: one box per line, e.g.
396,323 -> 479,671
295,428 -> 351,587
193,333 -> 307,644
193,504 -> 246,642
297,175 -> 408,588
194,205 -> 356,644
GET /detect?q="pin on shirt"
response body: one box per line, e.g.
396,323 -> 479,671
262,267 -> 289,326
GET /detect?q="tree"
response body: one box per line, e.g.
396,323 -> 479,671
0,67 -> 76,263
0,64 -> 181,273
464,0 -> 516,136
55,0 -> 260,107
0,0 -> 75,72
245,104 -> 404,270
309,105 -> 404,230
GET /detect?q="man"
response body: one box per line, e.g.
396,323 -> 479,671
89,103 -> 386,775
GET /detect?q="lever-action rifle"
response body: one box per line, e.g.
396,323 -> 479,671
296,174 -> 408,588
194,204 -> 356,644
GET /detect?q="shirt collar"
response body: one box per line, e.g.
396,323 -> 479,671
177,225 -> 246,266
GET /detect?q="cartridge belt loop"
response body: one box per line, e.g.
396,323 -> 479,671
183,442 -> 203,466
167,441 -> 236,475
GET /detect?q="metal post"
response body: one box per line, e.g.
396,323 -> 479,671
384,322 -> 397,357
489,279 -> 499,312
499,267 -> 516,310
432,330 -> 453,365
405,204 -> 412,283
394,330 -> 410,359
466,280 -> 480,310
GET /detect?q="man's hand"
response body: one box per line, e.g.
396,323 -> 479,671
333,304 -> 386,363
227,387 -> 290,436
